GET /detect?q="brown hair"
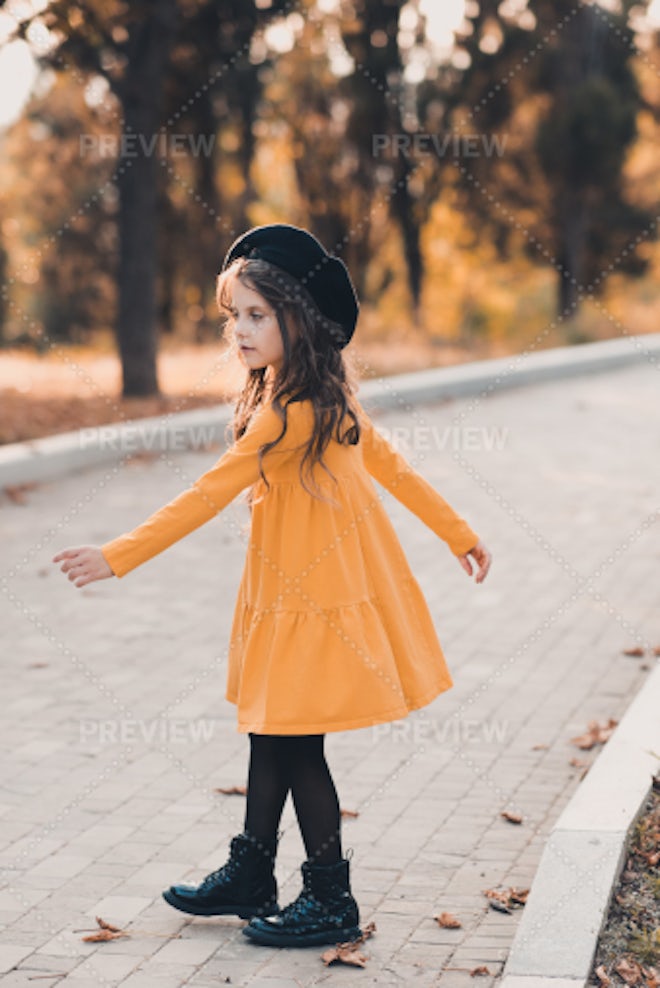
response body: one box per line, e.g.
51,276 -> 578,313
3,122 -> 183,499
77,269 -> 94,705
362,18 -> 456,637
216,256 -> 362,505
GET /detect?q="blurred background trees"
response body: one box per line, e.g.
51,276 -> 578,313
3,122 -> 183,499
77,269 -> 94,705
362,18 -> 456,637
0,0 -> 658,397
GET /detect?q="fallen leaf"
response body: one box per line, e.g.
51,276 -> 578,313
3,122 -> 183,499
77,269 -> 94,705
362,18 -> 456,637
213,785 -> 247,796
83,928 -> 130,943
488,898 -> 511,914
594,964 -> 612,985
570,718 -> 618,750
470,966 -> 492,976
320,921 -> 376,967
483,886 -> 528,912
434,911 -> 462,928
509,888 -> 529,905
96,916 -> 123,932
77,916 -> 129,942
321,943 -> 368,967
643,965 -> 660,988
4,484 -> 36,504
653,646 -> 660,656
340,808 -> 359,819
614,955 -> 644,985
501,810 -> 523,825
623,647 -> 645,657
569,756 -> 588,768
531,743 -> 548,750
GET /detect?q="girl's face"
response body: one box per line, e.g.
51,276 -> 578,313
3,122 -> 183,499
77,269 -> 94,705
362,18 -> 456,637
230,277 -> 293,376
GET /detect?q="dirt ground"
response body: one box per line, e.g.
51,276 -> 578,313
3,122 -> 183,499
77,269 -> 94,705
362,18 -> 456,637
589,779 -> 660,987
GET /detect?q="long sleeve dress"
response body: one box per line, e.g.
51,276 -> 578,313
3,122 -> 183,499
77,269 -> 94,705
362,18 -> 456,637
100,397 -> 480,735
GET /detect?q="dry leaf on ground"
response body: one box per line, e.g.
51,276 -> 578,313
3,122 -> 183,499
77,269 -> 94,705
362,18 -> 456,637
501,810 -> 523,824
531,743 -> 549,750
569,757 -> 588,768
470,965 -> 492,976
643,966 -> 660,988
614,955 -> 644,985
340,808 -> 359,819
434,911 -> 462,928
80,917 -> 130,943
3,483 -> 39,504
595,964 -> 612,985
213,785 -> 247,796
623,647 -> 645,657
483,886 -> 529,913
570,718 -> 618,750
320,921 -> 376,967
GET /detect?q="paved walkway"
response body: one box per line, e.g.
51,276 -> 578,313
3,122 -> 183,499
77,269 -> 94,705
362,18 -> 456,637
1,362 -> 658,987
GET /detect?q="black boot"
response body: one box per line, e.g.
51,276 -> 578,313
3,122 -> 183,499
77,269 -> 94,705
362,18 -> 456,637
162,831 -> 279,919
242,851 -> 361,947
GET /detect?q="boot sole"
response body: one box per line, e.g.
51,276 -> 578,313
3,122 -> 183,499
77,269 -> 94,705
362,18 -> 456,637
242,924 -> 363,947
162,890 -> 277,920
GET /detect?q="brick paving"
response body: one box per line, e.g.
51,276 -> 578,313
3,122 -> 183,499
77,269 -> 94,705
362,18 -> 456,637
1,361 -> 658,987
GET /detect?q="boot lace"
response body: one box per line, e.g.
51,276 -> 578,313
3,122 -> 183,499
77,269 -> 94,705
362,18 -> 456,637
278,888 -> 328,923
199,855 -> 241,888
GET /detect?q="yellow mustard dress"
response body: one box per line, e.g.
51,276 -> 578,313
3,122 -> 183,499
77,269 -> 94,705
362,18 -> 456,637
100,397 -> 480,735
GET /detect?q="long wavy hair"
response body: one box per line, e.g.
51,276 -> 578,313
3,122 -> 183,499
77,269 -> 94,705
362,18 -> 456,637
216,256 -> 362,506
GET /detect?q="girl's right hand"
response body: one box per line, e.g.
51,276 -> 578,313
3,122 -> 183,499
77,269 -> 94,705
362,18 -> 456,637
52,546 -> 115,588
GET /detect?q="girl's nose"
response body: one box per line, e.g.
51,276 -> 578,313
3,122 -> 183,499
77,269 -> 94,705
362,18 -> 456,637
234,321 -> 252,342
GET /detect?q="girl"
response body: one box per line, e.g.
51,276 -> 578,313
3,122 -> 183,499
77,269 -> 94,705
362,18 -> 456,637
53,223 -> 491,949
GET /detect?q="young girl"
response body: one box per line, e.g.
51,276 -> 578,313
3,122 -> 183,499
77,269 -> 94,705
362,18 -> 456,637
53,223 -> 491,949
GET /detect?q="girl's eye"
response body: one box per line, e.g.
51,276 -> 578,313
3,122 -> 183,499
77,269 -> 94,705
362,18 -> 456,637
251,313 -> 262,321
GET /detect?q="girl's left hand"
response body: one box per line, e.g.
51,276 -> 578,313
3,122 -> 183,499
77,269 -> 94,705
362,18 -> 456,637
457,539 -> 492,584
52,546 -> 114,588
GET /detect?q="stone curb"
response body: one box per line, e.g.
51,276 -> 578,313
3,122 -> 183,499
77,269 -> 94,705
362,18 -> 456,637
1,332 -> 659,488
499,659 -> 660,988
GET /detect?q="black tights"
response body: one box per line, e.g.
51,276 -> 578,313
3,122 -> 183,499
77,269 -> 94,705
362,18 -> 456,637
243,733 -> 342,865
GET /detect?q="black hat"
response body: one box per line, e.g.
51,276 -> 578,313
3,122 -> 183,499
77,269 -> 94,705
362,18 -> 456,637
221,223 -> 359,348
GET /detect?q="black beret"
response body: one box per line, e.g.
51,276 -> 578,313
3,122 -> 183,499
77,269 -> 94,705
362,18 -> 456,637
221,223 -> 359,349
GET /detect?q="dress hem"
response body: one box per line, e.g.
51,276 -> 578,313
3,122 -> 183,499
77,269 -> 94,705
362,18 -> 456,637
225,675 -> 453,734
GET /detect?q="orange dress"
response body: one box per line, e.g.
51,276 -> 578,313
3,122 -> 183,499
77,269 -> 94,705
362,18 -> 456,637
100,397 -> 480,735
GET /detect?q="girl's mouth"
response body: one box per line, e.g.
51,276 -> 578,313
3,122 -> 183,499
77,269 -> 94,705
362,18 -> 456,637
240,346 -> 255,352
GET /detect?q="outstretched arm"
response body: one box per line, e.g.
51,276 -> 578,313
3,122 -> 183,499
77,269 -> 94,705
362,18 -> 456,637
356,398 -> 489,572
53,401 -> 290,583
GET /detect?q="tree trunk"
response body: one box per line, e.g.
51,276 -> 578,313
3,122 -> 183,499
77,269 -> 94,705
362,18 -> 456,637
116,0 -> 178,397
557,191 -> 587,318
392,150 -> 423,320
